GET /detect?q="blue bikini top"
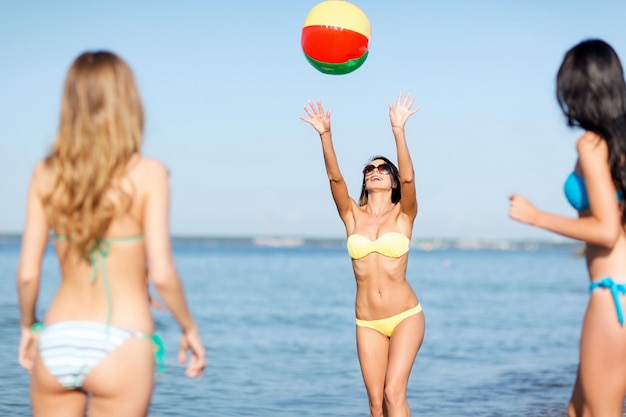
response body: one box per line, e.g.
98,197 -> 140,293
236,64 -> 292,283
564,171 -> 622,211
564,172 -> 589,211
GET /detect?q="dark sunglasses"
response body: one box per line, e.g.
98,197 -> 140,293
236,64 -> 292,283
363,163 -> 392,176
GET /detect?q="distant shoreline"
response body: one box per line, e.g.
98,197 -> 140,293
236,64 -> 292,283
0,233 -> 582,251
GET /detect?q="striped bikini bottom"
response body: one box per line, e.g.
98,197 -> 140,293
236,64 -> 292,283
37,321 -> 163,389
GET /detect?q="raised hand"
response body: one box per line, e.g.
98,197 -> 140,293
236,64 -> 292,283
390,92 -> 420,129
300,99 -> 331,135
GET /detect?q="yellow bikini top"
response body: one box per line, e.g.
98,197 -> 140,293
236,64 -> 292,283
346,232 -> 410,260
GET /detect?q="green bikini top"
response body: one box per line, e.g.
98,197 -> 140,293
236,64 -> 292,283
53,234 -> 145,326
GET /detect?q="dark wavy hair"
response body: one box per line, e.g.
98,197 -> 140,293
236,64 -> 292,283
358,155 -> 401,206
557,39 -> 626,222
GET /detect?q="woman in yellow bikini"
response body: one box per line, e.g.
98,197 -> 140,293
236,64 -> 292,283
301,92 -> 425,417
16,51 -> 206,416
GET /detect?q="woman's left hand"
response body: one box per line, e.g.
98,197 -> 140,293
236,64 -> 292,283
390,92 -> 420,129
178,325 -> 207,379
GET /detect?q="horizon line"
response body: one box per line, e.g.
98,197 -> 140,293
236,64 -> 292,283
0,232 -> 579,245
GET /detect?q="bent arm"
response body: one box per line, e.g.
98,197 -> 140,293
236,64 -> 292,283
143,161 -> 197,332
509,194 -> 621,247
509,133 -> 621,247
532,211 -> 619,246
556,134 -> 621,246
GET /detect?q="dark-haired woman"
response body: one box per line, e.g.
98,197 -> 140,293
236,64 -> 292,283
510,39 -> 626,417
300,93 -> 425,417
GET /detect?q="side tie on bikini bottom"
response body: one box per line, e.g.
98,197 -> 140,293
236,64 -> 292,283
590,277 -> 626,326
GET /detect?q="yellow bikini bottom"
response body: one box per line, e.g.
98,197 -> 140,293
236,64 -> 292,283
355,303 -> 422,338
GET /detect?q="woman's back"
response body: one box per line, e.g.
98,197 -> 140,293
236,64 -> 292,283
39,155 -> 166,332
17,50 -> 205,416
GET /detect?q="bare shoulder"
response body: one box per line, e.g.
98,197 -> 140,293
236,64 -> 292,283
576,131 -> 608,158
131,155 -> 168,173
129,156 -> 170,187
31,160 -> 48,179
30,160 -> 55,196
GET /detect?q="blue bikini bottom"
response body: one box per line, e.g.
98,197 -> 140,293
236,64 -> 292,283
590,277 -> 626,326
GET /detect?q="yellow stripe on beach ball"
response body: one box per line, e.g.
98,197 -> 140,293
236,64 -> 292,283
303,0 -> 371,39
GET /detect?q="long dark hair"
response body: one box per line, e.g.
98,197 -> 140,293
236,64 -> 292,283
358,155 -> 401,206
557,39 -> 626,222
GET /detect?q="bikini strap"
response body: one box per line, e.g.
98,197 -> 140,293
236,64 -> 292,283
53,235 -> 145,329
53,236 -> 113,326
90,240 -> 113,327
103,235 -> 145,243
89,236 -> 144,327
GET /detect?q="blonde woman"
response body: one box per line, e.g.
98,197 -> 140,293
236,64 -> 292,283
17,51 -> 206,417
300,93 -> 425,417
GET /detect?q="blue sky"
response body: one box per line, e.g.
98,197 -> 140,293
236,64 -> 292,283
2,1 -> 626,241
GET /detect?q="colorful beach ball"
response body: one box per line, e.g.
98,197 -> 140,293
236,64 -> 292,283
301,0 -> 371,75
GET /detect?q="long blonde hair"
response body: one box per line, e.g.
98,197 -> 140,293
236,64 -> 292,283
44,51 -> 144,259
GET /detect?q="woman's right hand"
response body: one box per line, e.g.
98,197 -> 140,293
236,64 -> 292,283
178,325 -> 207,378
390,92 -> 420,129
509,194 -> 540,225
300,99 -> 331,135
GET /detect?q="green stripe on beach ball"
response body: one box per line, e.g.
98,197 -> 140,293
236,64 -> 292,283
304,50 -> 369,75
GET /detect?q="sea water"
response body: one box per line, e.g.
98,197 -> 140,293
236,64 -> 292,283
0,238 -> 603,416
